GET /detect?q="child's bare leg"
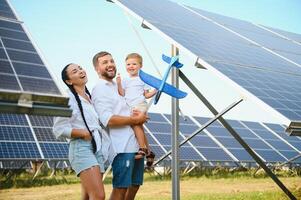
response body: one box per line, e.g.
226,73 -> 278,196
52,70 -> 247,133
132,124 -> 147,159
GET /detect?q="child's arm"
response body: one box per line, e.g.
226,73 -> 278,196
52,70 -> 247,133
144,89 -> 157,99
116,73 -> 125,96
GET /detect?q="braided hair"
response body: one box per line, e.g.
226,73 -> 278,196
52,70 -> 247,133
62,63 -> 97,153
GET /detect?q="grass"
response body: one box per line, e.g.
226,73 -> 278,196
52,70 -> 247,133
1,176 -> 300,200
1,167 -> 301,199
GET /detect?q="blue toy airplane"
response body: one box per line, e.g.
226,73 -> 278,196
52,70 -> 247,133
139,54 -> 188,105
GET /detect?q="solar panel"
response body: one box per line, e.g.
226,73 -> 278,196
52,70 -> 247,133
263,26 -> 301,44
192,116 -> 301,164
0,0 -> 17,20
112,0 -> 301,134
0,0 -> 70,164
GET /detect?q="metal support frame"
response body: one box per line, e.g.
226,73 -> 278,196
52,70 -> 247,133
179,70 -> 297,200
32,161 -> 44,180
154,98 -> 243,166
171,45 -> 180,200
3,160 -> 29,183
0,91 -> 72,117
278,153 -> 301,168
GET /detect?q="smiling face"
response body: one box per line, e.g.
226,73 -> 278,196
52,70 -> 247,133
95,54 -> 116,81
125,58 -> 142,77
64,64 -> 88,86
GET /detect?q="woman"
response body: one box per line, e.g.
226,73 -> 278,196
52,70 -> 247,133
53,63 -> 110,200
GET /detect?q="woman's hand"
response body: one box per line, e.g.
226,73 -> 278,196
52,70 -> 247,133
82,130 -> 92,141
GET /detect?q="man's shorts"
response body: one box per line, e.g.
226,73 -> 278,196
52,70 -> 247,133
111,153 -> 144,188
69,139 -> 105,176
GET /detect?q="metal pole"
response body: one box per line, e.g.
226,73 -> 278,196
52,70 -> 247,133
171,45 -> 180,200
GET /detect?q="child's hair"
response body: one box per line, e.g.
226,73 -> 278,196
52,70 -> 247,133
125,53 -> 143,65
61,63 -> 97,153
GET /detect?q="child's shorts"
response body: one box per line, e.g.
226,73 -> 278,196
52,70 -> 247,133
69,139 -> 105,176
132,101 -> 148,113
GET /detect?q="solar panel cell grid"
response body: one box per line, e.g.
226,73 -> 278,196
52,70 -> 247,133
39,143 -> 68,159
0,114 -> 28,125
0,60 -> 13,74
0,126 -> 34,141
19,77 -> 60,94
148,113 -> 167,122
34,128 -> 65,142
13,62 -> 51,78
28,115 -> 53,127
7,49 -> 42,64
2,38 -> 36,52
192,7 -> 301,62
189,135 -> 219,148
228,149 -> 254,161
197,147 -> 233,161
0,47 -> 8,59
145,122 -> 171,133
0,20 -> 22,31
0,142 -> 41,159
179,146 -> 202,160
0,74 -> 20,90
255,149 -> 286,162
266,140 -> 295,151
279,151 -> 301,163
0,28 -> 29,41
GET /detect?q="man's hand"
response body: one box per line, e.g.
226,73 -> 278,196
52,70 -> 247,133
132,110 -> 148,125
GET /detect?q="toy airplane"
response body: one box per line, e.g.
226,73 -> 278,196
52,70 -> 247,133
139,54 -> 188,105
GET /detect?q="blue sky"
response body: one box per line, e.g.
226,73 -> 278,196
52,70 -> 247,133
9,0 -> 301,122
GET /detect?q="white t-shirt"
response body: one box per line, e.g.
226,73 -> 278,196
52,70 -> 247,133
92,78 -> 139,153
122,76 -> 151,107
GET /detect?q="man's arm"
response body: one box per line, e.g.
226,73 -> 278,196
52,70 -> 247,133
108,111 -> 147,127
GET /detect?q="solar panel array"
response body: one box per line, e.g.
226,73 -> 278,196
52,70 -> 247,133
2,112 -> 300,169
0,1 -> 60,94
0,0 -> 66,166
113,0 -> 301,132
144,113 -> 301,166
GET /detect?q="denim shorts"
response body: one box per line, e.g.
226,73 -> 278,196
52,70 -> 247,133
69,139 -> 105,176
111,153 -> 144,188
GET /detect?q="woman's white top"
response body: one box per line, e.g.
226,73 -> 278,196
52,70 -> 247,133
53,90 -> 99,140
53,89 -> 115,164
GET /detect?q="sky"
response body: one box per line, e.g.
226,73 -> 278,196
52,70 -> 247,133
9,0 -> 301,123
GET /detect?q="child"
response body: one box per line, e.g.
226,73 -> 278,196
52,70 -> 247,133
116,53 -> 156,164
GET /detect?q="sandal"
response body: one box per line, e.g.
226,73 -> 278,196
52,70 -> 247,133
135,147 -> 147,159
146,151 -> 155,167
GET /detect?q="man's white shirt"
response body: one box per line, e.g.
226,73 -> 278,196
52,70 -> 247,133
92,78 -> 139,153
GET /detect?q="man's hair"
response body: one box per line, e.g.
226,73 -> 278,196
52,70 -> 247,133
125,53 -> 143,65
92,51 -> 111,68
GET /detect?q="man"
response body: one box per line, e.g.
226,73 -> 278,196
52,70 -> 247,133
92,51 -> 147,200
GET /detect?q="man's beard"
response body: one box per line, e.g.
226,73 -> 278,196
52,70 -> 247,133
101,70 -> 116,80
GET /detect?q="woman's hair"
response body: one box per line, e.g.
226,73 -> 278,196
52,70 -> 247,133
62,64 -> 96,153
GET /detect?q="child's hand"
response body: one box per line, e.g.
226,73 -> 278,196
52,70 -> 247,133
116,73 -> 121,84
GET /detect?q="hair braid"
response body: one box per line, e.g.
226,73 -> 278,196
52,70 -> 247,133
62,64 -> 97,153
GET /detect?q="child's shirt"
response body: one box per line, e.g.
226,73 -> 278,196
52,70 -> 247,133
122,76 -> 151,107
